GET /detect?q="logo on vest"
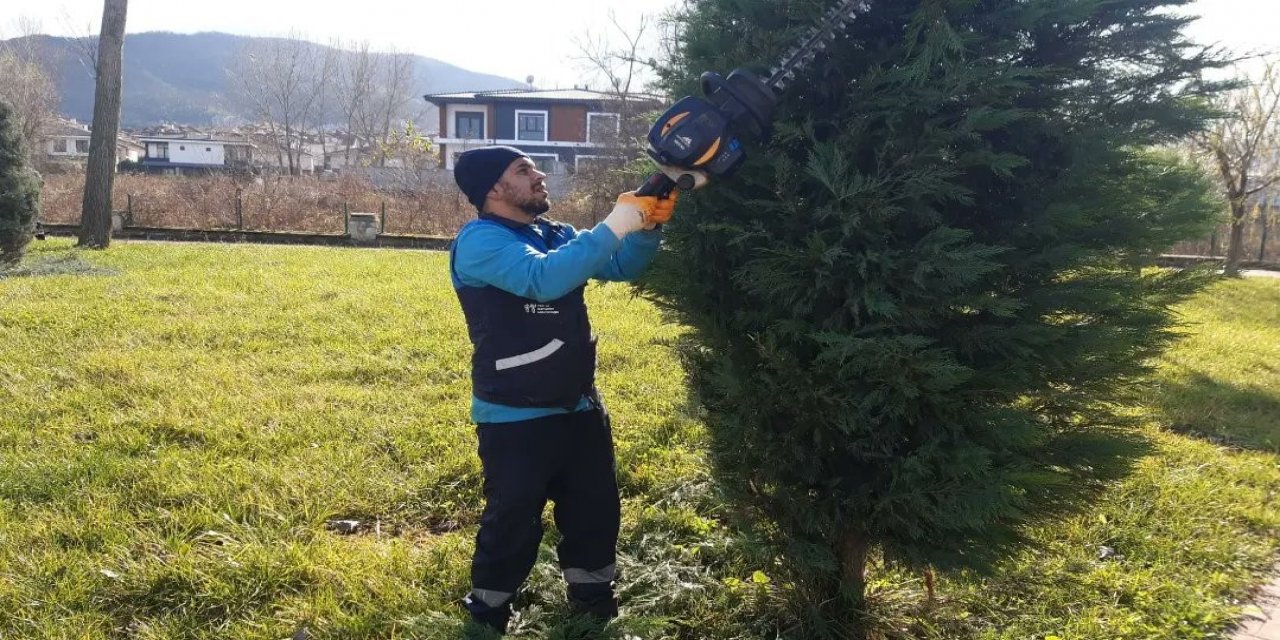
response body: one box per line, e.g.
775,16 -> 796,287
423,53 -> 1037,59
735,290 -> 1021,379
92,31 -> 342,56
523,303 -> 560,315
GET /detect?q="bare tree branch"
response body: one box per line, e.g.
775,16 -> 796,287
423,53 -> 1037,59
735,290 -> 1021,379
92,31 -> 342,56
0,17 -> 59,166
335,39 -> 376,167
227,33 -> 326,175
1190,60 -> 1280,275
59,9 -> 100,80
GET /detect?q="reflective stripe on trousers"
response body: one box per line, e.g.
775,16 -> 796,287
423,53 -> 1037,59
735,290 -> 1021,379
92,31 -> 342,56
466,588 -> 514,608
564,564 -> 616,585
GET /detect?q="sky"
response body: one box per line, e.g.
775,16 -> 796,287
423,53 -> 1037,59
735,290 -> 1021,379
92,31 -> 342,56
2,0 -> 679,89
2,0 -> 1277,88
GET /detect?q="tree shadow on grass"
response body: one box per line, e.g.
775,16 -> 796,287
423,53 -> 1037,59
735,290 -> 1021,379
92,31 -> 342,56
908,422 -> 1157,575
1149,372 -> 1280,453
1023,424 -> 1155,519
0,247 -> 116,279
630,331 -> 1160,635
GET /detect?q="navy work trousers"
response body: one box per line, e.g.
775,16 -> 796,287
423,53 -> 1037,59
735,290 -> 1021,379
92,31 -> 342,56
465,404 -> 621,632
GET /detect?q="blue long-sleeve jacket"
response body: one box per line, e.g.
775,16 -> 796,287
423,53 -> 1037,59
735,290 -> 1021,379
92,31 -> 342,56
451,218 -> 661,423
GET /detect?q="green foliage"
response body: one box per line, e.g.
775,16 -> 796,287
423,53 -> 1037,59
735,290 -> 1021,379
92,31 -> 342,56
377,120 -> 436,171
645,0 -> 1229,629
0,99 -> 41,267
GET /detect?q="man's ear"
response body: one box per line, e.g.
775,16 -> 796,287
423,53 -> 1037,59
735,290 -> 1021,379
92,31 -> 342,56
482,181 -> 501,209
493,174 -> 511,196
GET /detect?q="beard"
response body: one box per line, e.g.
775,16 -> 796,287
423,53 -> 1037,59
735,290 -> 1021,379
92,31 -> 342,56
497,181 -> 551,217
519,196 -> 551,217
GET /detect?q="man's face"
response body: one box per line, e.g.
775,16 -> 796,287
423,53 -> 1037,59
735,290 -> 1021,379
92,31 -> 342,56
492,157 -> 550,216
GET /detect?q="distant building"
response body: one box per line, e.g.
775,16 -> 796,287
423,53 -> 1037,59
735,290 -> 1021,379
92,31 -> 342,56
323,145 -> 378,170
254,143 -> 317,174
44,118 -> 144,166
423,88 -> 660,174
136,134 -> 254,175
45,119 -> 91,160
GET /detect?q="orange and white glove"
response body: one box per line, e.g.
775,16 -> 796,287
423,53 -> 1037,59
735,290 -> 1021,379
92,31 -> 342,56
602,190 -> 680,238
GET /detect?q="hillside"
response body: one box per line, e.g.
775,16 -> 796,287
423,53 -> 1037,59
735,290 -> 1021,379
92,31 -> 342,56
1,31 -> 524,129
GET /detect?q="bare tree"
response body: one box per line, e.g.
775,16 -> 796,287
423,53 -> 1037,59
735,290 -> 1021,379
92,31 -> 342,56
0,19 -> 59,166
377,120 -> 435,191
59,9 -> 101,81
228,33 -> 325,175
1192,62 -> 1280,276
356,48 -> 416,168
572,11 -> 654,106
309,42 -> 340,169
335,40 -> 377,167
570,11 -> 668,210
78,0 -> 127,249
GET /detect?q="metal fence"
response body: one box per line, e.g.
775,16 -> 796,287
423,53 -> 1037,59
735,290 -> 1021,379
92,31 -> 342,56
1169,214 -> 1278,263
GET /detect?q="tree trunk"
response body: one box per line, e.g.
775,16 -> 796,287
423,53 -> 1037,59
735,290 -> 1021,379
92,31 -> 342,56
1259,203 -> 1271,262
78,0 -> 127,249
838,527 -> 870,605
284,124 -> 297,176
1225,201 -> 1248,277
833,526 -> 871,639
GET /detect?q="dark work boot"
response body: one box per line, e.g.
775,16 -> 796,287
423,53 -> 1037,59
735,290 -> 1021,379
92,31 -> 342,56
464,595 -> 513,637
567,585 -> 618,622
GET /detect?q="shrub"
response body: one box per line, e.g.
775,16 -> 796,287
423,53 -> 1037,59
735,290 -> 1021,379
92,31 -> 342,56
644,0 -> 1225,633
0,100 -> 42,267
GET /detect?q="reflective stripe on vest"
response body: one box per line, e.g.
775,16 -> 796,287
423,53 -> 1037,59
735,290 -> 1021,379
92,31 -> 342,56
496,339 -> 566,371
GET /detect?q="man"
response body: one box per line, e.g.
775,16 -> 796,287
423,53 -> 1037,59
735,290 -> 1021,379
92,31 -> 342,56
449,146 -> 686,634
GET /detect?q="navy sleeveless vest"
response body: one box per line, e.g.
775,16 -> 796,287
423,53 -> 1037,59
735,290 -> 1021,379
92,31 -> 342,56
451,215 -> 596,409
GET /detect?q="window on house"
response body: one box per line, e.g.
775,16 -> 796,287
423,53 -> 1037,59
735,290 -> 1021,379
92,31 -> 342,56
456,112 -> 485,139
586,113 -> 620,144
528,154 -> 559,175
516,111 -> 547,142
148,142 -> 169,159
75,139 -> 89,154
54,139 -> 67,153
179,145 -> 186,151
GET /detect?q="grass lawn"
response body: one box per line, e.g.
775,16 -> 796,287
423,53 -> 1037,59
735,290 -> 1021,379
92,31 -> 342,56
1,239 -> 1277,639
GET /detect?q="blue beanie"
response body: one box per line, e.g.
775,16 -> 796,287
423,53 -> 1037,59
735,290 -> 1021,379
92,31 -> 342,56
454,146 -> 530,211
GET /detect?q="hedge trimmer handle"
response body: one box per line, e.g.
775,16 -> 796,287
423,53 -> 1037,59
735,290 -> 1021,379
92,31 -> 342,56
635,171 -> 697,199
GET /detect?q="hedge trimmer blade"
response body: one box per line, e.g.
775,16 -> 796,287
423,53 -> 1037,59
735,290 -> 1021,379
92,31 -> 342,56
767,0 -> 869,92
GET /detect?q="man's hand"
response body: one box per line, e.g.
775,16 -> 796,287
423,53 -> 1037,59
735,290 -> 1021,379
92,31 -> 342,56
641,189 -> 679,230
603,191 -> 681,238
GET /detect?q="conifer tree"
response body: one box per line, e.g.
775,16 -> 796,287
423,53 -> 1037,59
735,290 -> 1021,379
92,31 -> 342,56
645,0 -> 1224,631
0,100 -> 41,267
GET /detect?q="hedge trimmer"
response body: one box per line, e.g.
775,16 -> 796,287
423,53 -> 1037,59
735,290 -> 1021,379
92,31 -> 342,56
635,0 -> 870,198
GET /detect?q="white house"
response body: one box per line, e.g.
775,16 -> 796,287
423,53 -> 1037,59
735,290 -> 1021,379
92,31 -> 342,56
45,120 -> 91,160
137,134 -> 254,175
44,119 -> 144,165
